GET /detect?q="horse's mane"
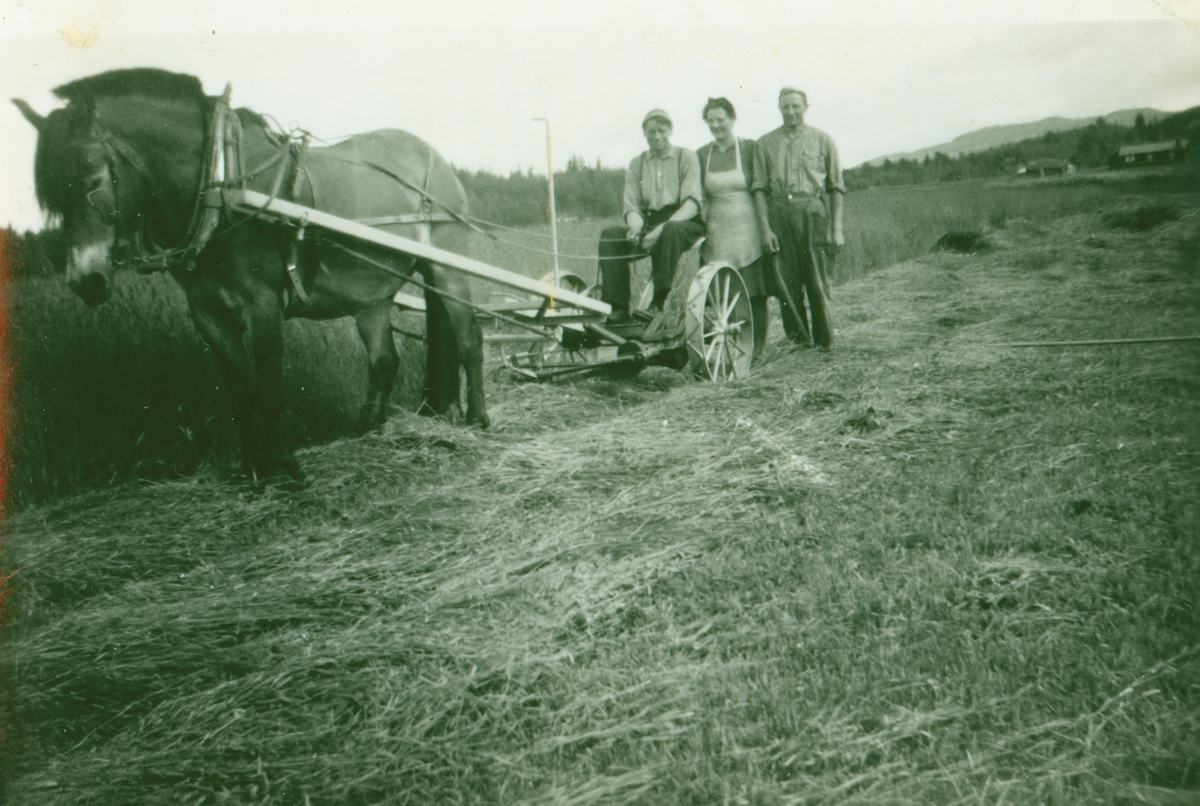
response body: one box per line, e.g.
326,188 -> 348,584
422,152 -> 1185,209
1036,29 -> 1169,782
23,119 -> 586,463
53,68 -> 206,104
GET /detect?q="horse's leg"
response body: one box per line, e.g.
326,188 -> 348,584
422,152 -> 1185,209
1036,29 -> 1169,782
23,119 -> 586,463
424,223 -> 489,427
244,284 -> 300,479
185,279 -> 301,482
423,261 -> 489,428
354,300 -> 400,433
186,287 -> 261,474
421,273 -> 461,418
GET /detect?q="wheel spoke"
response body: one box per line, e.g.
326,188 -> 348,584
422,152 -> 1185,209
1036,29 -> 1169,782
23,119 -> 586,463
724,291 -> 742,322
705,335 -> 720,364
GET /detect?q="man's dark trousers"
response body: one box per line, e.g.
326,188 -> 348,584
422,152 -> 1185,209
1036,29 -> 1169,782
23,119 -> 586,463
599,204 -> 704,314
769,196 -> 835,348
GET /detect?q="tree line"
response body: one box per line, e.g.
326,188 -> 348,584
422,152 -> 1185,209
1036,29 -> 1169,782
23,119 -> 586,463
845,107 -> 1199,190
2,225 -> 65,280
7,108 -> 1194,279
456,154 -> 625,228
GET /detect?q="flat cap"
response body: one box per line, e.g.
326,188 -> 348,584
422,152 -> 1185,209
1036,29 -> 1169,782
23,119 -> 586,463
642,108 -> 672,127
779,87 -> 808,103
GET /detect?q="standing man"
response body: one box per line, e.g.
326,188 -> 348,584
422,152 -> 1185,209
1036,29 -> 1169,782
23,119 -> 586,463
752,88 -> 845,348
599,109 -> 704,322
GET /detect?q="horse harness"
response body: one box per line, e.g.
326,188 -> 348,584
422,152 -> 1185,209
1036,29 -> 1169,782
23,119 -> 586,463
100,84 -> 468,310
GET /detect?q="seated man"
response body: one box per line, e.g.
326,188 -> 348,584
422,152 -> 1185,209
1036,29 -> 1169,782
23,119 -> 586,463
598,108 -> 705,322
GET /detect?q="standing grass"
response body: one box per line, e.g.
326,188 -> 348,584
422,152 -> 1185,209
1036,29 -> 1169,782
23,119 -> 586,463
1,174 -> 1196,804
466,169 -> 1191,288
4,270 -> 426,508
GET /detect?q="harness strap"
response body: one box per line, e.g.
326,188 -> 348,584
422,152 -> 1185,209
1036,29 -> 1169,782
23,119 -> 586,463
323,148 -> 486,237
355,212 -> 458,226
289,136 -> 310,199
285,215 -> 313,307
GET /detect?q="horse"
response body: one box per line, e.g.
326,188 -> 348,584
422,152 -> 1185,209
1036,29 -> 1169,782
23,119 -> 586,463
14,68 -> 489,482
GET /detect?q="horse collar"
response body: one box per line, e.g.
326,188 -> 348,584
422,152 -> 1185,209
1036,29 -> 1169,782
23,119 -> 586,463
98,84 -> 232,274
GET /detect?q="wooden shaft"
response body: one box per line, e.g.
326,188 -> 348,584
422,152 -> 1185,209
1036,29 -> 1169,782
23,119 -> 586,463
225,189 -> 610,315
1000,335 -> 1200,347
326,240 -> 558,340
483,333 -> 555,344
769,251 -> 812,346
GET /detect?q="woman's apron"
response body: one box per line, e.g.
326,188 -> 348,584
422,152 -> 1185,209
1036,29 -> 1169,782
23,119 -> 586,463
702,140 -> 766,296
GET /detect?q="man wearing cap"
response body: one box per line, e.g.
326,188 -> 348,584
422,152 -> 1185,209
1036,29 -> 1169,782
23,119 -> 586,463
752,88 -> 845,349
598,108 -> 704,322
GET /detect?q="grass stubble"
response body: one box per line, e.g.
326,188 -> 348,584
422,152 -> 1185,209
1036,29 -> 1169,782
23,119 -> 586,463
1,172 -> 1198,804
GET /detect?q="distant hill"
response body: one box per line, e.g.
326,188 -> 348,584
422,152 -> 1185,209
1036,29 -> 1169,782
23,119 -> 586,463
845,105 -> 1198,191
865,108 -> 1172,167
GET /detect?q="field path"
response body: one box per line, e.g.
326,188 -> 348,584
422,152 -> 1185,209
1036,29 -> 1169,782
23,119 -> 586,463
3,202 -> 1198,805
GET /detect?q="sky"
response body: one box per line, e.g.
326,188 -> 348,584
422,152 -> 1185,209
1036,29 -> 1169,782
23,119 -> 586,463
1,0 -> 1198,231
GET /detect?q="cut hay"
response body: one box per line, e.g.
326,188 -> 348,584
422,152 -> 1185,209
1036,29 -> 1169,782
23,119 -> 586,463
2,185 -> 1198,805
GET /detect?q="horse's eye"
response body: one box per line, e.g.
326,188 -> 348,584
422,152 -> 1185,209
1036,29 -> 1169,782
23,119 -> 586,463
84,173 -> 106,193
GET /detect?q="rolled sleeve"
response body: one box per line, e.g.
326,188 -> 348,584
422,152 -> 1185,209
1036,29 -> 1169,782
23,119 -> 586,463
750,137 -> 770,195
622,155 -> 645,219
824,136 -> 845,194
678,148 -> 703,210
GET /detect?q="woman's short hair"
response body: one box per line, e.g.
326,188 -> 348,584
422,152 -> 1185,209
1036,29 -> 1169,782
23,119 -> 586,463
702,97 -> 736,121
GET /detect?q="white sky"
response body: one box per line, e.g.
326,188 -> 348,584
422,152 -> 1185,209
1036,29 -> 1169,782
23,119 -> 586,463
2,0 -> 1198,231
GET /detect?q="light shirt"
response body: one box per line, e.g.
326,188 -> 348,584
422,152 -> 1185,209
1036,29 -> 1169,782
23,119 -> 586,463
622,146 -> 703,218
751,125 -> 845,198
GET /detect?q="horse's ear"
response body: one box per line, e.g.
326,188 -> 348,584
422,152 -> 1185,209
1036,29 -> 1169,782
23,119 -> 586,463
12,98 -> 45,130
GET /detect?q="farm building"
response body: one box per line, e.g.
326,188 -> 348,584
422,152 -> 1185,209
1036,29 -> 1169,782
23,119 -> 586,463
1111,138 -> 1189,167
1017,159 -> 1075,178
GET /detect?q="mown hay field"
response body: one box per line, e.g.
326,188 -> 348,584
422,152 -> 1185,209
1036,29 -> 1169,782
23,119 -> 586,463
2,170 -> 1184,507
1,167 -> 1197,804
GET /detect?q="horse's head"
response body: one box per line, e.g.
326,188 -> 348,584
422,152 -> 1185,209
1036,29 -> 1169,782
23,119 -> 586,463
15,69 -> 208,306
16,97 -> 129,305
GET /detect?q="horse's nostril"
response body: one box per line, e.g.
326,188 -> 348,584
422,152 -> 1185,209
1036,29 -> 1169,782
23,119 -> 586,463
73,272 -> 110,306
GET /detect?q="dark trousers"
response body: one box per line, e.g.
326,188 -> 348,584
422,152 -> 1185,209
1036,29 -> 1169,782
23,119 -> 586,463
598,205 -> 704,314
769,197 -> 835,348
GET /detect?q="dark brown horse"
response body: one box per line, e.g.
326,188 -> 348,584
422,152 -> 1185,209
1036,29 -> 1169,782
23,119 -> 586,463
14,68 -> 489,481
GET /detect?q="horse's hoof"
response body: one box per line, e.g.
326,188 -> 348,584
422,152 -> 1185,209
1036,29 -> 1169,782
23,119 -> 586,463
357,405 -> 388,435
234,456 -> 306,488
284,460 -> 306,483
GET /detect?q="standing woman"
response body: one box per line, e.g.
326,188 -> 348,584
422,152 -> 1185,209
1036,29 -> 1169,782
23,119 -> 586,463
696,97 -> 769,363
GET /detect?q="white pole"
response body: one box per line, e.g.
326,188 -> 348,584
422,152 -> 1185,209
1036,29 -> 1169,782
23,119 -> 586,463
533,117 -> 560,288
